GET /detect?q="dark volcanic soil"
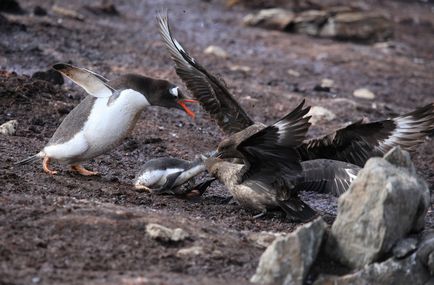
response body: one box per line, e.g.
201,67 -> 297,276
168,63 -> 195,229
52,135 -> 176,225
1,0 -> 434,284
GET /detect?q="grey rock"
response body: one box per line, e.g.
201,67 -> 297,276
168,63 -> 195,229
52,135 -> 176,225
307,106 -> 336,125
392,237 -> 418,259
319,12 -> 392,42
176,246 -> 204,257
428,252 -> 434,275
243,8 -> 295,30
293,10 -> 329,36
146,223 -> 189,242
328,148 -> 430,268
353,88 -> 376,100
203,45 -> 229,59
384,146 -> 416,175
246,231 -> 285,248
314,252 -> 431,285
0,120 -> 18,135
251,217 -> 327,285
417,230 -> 434,275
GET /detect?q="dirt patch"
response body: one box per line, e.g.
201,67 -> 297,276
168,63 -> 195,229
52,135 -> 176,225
1,0 -> 434,284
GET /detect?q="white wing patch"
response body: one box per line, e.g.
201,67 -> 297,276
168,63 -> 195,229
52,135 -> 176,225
275,120 -> 292,143
173,38 -> 185,53
345,168 -> 358,183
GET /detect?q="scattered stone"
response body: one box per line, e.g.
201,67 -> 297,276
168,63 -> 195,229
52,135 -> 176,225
392,237 -> 418,259
0,120 -> 18,135
353,88 -> 376,100
287,69 -> 300,77
229,64 -> 251,73
293,10 -> 328,36
52,5 -> 85,21
243,8 -> 393,43
0,0 -> 24,14
320,12 -> 392,42
33,6 -> 47,16
321,78 -> 334,88
246,231 -> 285,248
314,252 -> 431,285
204,45 -> 229,59
307,106 -> 336,125
241,95 -> 259,102
314,78 -> 334,92
32,69 -> 64,85
327,147 -> 430,268
84,3 -> 120,16
176,246 -> 204,257
251,217 -> 327,285
146,223 -> 189,242
243,8 -> 295,30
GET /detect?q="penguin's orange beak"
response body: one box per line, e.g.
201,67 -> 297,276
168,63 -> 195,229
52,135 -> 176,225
178,99 -> 198,118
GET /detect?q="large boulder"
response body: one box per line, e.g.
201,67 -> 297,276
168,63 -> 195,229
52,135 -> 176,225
251,217 -> 327,285
314,251 -> 431,285
327,147 -> 430,269
417,230 -> 434,275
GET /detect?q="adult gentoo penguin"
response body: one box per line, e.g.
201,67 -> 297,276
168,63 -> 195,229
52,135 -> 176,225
16,63 -> 197,175
157,13 -> 434,167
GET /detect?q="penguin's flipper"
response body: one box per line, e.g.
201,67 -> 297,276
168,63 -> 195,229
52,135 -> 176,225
192,178 -> 217,195
151,171 -> 183,194
52,63 -> 114,98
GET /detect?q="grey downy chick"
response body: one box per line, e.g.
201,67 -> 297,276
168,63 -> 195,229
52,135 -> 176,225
134,152 -> 215,195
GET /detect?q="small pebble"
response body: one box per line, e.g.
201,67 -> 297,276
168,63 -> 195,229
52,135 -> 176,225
204,45 -> 229,59
353,88 -> 376,100
0,120 -> 18,135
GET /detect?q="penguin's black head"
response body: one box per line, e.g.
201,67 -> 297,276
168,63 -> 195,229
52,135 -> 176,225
110,74 -> 197,118
156,81 -> 197,118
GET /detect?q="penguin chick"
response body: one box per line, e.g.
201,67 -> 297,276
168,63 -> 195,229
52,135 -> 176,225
134,155 -> 208,194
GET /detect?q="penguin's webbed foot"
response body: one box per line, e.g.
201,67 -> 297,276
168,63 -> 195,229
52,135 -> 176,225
43,157 -> 58,175
71,164 -> 99,176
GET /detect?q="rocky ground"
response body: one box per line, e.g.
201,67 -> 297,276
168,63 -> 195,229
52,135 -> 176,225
0,0 -> 433,284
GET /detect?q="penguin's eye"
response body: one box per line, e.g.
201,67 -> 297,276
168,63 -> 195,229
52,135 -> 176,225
169,87 -> 179,98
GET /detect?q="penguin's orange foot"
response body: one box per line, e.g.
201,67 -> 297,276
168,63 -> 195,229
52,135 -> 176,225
71,164 -> 99,176
43,157 -> 58,175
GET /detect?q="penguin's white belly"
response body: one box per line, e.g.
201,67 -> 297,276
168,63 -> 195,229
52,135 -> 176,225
44,89 -> 149,162
135,168 -> 184,188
